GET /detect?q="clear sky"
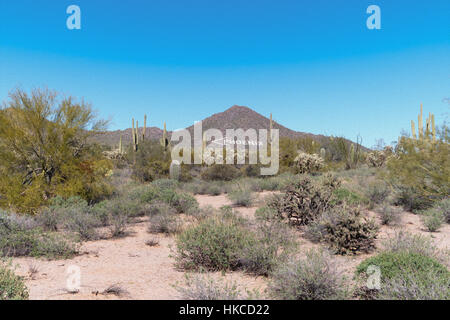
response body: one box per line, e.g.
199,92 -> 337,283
0,0 -> 449,147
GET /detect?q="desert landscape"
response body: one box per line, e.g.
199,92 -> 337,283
1,1 -> 449,303
1,96 -> 449,301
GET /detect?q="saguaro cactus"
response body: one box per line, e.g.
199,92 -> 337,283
418,103 -> 423,139
160,122 -> 169,150
320,148 -> 326,159
411,120 -> 417,139
142,114 -> 147,141
170,160 -> 181,180
132,118 -> 138,152
410,104 -> 436,142
119,135 -> 123,154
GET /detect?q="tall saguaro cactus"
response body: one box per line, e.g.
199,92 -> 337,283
410,103 -> 436,142
132,118 -> 138,152
142,114 -> 147,141
160,121 -> 169,151
119,135 -> 123,154
130,115 -> 149,152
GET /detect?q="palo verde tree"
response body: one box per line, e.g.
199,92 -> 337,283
386,105 -> 449,211
0,88 -> 112,213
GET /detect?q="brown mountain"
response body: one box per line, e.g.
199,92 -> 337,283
184,105 -> 327,142
93,105 -> 353,148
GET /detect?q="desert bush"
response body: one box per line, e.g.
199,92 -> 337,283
182,180 -> 224,195
190,205 -> 217,221
107,204 -> 130,238
421,208 -> 445,232
239,219 -> 296,276
375,204 -> 402,226
382,231 -> 449,265
279,174 -> 340,226
175,216 -> 252,271
227,184 -> 255,207
0,88 -> 113,213
0,210 -> 77,258
293,152 -> 324,174
365,182 -> 390,209
356,251 -> 450,300
146,201 -> 174,216
171,192 -> 199,214
433,198 -> 450,223
201,164 -> 240,181
0,260 -> 29,300
268,249 -> 349,300
393,186 -> 435,213
306,206 -> 379,255
151,178 -> 179,190
175,274 -> 243,300
38,196 -> 103,240
62,210 -> 101,241
255,206 -> 282,222
148,205 -> 180,234
241,164 -> 261,178
378,269 -> 450,300
129,184 -> 198,214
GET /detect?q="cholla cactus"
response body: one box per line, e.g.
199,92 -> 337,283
366,146 -> 393,167
293,151 -> 324,174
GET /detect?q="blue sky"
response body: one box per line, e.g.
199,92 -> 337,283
0,0 -> 449,147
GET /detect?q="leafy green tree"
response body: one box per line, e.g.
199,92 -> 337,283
0,88 -> 112,213
387,126 -> 449,209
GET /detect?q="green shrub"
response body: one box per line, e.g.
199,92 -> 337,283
171,192 -> 199,214
227,184 -> 255,207
175,216 -> 252,271
268,249 -> 349,300
239,220 -> 296,276
421,208 -> 445,232
356,251 -> 450,299
0,260 -> 29,300
151,179 -> 179,190
394,186 -> 434,212
182,180 -> 224,195
0,211 -> 77,259
306,206 -> 379,255
148,205 -> 180,234
201,164 -> 240,181
434,198 -> 450,223
129,140 -> 171,182
332,187 -> 367,206
382,231 -> 448,265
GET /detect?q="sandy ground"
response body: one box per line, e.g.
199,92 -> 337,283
11,192 -> 450,300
